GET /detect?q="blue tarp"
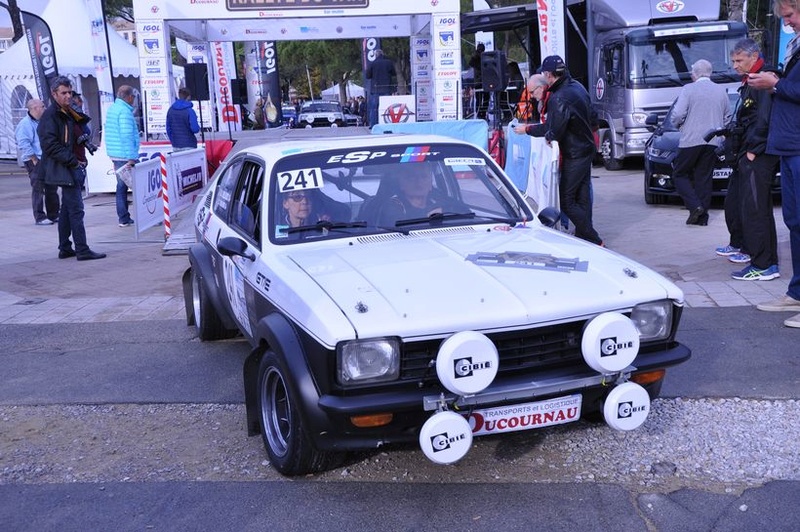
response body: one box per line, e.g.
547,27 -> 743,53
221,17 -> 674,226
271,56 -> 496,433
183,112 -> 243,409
371,119 -> 489,151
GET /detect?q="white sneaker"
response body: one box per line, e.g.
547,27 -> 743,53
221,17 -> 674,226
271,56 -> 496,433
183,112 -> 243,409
757,295 -> 800,312
785,313 -> 800,328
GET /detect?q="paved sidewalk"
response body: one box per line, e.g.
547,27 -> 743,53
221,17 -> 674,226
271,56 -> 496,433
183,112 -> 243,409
0,159 -> 791,324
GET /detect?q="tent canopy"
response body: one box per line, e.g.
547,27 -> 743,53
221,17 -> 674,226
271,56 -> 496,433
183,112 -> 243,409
0,0 -> 139,78
320,81 -> 365,100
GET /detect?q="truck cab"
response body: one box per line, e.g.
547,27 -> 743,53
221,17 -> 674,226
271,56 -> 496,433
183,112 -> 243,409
593,17 -> 746,170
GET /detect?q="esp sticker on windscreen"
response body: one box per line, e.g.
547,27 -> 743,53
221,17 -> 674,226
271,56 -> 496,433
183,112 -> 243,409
277,167 -> 325,192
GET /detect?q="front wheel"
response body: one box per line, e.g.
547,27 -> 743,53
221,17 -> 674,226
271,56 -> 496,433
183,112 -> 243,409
600,130 -> 624,171
257,350 -> 342,476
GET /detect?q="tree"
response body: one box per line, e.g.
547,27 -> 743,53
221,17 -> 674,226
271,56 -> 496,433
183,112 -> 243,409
103,0 -> 134,22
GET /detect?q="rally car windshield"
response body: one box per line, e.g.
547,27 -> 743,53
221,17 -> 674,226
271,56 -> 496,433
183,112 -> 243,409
269,143 -> 532,244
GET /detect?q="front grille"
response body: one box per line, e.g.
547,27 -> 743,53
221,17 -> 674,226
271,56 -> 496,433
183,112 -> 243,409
400,321 -> 589,382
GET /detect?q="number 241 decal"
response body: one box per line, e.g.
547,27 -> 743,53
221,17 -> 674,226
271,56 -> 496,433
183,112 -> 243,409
278,167 -> 324,192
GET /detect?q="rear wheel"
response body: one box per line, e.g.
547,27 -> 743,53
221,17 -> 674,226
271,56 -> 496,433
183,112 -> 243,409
601,130 -> 624,171
191,269 -> 228,341
258,350 -> 342,476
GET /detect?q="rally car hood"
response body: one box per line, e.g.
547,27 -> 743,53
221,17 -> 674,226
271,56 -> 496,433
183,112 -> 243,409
286,226 -> 683,340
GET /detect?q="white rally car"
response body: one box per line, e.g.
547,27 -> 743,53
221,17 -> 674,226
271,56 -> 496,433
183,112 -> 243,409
183,134 -> 691,476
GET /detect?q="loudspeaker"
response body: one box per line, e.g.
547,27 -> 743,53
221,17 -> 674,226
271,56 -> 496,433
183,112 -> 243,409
481,50 -> 508,92
231,78 -> 248,105
184,63 -> 210,100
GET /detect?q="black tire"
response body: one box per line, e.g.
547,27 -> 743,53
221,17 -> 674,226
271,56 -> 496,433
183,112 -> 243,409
191,269 -> 229,341
601,130 -> 624,171
257,350 -> 342,476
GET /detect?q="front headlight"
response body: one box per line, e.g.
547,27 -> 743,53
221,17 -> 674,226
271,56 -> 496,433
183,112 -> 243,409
338,338 -> 400,385
631,112 -> 649,126
647,145 -> 670,159
630,300 -> 673,341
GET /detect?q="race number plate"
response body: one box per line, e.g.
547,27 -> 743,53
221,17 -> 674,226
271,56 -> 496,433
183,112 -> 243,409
466,394 -> 582,436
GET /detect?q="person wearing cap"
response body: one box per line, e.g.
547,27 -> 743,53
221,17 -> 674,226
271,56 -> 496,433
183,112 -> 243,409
513,55 -> 603,246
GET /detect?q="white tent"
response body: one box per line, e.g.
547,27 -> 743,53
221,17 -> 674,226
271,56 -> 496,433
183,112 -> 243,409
320,81 -> 365,101
0,0 -> 141,158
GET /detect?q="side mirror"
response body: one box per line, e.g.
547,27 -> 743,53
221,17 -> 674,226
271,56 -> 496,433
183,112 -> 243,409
645,113 -> 659,132
537,206 -> 561,228
218,236 -> 255,261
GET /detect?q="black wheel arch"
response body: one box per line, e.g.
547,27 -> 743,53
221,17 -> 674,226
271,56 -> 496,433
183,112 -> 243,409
187,243 -> 239,331
244,312 -> 331,440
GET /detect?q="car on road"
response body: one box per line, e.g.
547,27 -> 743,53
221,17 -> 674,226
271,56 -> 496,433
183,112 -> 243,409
280,106 -> 296,128
296,100 -> 347,128
183,134 -> 691,475
643,93 -> 780,205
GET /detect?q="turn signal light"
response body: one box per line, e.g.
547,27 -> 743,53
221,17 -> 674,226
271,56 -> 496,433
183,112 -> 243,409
630,369 -> 665,386
350,413 -> 393,428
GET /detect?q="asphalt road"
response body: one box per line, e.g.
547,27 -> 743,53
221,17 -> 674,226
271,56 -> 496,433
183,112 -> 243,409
2,318 -> 800,531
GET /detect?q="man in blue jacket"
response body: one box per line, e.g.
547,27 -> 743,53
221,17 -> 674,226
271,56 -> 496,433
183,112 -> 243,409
749,0 -> 800,327
104,85 -> 140,227
166,87 -> 200,150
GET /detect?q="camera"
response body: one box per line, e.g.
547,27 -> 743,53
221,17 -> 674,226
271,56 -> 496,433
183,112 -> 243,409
702,125 -> 744,143
77,133 -> 99,156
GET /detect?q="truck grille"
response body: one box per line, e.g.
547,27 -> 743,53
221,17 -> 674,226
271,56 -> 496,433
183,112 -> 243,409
400,321 -> 588,382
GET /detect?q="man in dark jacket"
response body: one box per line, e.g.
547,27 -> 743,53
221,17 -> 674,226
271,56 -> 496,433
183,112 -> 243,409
37,76 -> 105,261
365,49 -> 396,126
748,0 -> 800,326
515,55 -> 602,245
720,39 -> 780,281
166,87 -> 200,150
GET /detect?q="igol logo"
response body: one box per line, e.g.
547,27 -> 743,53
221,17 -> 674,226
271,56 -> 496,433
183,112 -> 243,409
617,401 -> 647,418
453,357 -> 491,378
430,431 -> 466,452
600,336 -> 634,357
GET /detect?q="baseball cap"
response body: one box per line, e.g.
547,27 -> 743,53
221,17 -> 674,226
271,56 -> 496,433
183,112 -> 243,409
540,55 -> 566,73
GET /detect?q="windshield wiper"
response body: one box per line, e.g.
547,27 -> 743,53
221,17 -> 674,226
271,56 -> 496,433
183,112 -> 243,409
394,211 -> 476,227
631,74 -> 684,87
285,220 -> 367,235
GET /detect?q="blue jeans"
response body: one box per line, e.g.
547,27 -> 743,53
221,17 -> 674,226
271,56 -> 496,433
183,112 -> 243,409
780,155 -> 800,301
113,160 -> 133,224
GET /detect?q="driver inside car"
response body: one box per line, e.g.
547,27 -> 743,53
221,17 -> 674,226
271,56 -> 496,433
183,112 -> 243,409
376,164 -> 464,226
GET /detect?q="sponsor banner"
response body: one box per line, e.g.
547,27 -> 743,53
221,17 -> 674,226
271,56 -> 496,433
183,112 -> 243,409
536,0 -> 566,60
258,41 -> 283,128
21,10 -> 58,105
86,0 -> 116,139
137,20 -> 170,135
362,37 -> 381,96
431,11 -> 461,121
467,394 -> 582,436
132,157 -> 165,232
166,148 -> 208,217
378,95 -> 416,124
211,41 -> 242,132
137,0 -> 455,18
415,80 -> 433,121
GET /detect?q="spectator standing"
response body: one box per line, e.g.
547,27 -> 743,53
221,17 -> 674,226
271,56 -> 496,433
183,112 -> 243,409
104,85 -> 140,227
749,0 -> 800,326
512,55 -> 603,246
166,87 -> 200,150
670,59 -> 731,226
719,39 -> 781,281
469,43 -> 486,118
514,74 -> 549,124
16,98 -> 59,225
38,76 -> 105,261
365,49 -> 396,126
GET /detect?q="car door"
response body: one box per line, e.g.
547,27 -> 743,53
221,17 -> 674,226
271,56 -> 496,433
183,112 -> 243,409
216,157 -> 265,340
